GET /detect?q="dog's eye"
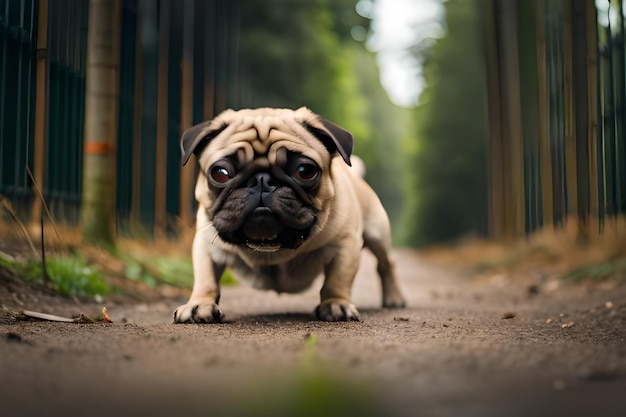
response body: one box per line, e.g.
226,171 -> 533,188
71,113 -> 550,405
209,160 -> 236,187
295,163 -> 319,181
211,167 -> 231,183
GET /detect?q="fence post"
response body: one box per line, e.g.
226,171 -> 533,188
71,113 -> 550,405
81,0 -> 121,246
32,0 -> 49,224
155,0 -> 172,240
535,0 -> 554,228
486,0 -> 505,238
179,0 -> 195,231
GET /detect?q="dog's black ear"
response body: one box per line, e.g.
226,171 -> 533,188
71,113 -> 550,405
180,121 -> 228,166
303,118 -> 353,166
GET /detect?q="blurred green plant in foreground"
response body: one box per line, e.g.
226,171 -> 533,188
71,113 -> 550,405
216,333 -> 384,417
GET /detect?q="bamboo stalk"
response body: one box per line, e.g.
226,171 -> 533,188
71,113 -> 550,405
499,0 -> 526,238
485,0 -> 505,238
563,0 -> 578,217
586,0 -> 599,220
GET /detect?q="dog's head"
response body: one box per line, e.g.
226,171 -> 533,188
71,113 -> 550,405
181,107 -> 353,252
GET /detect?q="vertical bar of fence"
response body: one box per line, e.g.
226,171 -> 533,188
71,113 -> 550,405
203,0 -> 216,121
131,2 -> 143,229
536,0 -> 554,228
499,0 -> 526,238
518,0 -> 541,233
48,0 -> 60,212
227,0 -> 239,108
597,11 -> 607,228
32,0 -> 48,223
137,0 -> 157,236
14,0 -> 25,196
116,0 -> 136,232
571,0 -> 591,241
605,2 -> 618,216
24,0 -> 37,198
617,0 -> 626,215
216,0 -> 229,112
554,2 -> 568,226
179,0 -> 195,230
0,2 -> 8,190
586,1 -> 599,226
563,0 -> 579,223
154,0 -> 171,239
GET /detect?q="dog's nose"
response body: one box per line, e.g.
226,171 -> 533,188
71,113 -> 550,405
247,172 -> 277,193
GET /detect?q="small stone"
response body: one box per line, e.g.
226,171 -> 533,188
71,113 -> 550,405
6,332 -> 22,343
605,301 -> 614,309
502,312 -> 516,319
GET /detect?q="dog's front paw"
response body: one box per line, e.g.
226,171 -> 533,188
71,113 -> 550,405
173,299 -> 225,323
314,299 -> 361,322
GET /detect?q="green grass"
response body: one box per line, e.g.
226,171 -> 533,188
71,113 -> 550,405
562,258 -> 626,283
0,254 -> 110,298
121,254 -> 237,288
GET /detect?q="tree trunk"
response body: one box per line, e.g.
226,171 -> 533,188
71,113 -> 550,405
81,0 -> 121,247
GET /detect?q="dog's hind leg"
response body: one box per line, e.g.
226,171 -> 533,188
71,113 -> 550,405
362,205 -> 406,309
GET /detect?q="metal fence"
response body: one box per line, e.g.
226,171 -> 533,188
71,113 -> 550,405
0,0 -> 237,237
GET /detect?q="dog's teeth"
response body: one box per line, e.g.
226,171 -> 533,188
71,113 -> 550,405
245,241 -> 281,252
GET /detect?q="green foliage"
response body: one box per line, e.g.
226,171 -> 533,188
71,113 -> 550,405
562,258 -> 626,283
351,49 -> 410,233
122,254 -> 237,288
216,333 -> 383,417
237,0 -> 365,116
236,0 -> 407,234
402,0 -> 489,246
0,254 -> 110,298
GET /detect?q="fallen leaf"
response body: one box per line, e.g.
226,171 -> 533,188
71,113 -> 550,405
102,307 -> 112,323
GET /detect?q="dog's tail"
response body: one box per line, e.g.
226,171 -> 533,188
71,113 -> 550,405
348,155 -> 366,178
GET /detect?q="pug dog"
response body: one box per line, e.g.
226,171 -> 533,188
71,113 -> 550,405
173,107 -> 405,323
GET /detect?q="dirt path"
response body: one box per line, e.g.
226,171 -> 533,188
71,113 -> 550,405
1,249 -> 625,417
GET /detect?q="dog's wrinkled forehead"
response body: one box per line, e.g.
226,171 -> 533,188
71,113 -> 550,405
211,109 -> 324,164
181,107 -> 353,167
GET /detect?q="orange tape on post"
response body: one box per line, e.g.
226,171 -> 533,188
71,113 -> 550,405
84,142 -> 114,155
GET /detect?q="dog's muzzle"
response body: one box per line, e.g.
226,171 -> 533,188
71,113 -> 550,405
213,170 -> 315,252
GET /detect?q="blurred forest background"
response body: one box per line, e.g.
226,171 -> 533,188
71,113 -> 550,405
235,0 -> 488,247
1,0 -> 625,251
232,0 -> 411,242
235,0 -> 490,247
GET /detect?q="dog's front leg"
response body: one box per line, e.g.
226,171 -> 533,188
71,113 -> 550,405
173,231 -> 225,323
314,243 -> 361,322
